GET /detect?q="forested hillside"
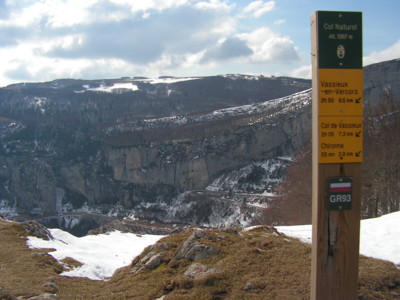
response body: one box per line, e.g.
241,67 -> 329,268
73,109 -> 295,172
262,88 -> 400,225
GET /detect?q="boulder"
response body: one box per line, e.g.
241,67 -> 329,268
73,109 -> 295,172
183,263 -> 220,280
42,283 -> 59,294
144,253 -> 165,270
26,293 -> 57,300
21,221 -> 52,240
131,251 -> 165,273
175,229 -> 220,261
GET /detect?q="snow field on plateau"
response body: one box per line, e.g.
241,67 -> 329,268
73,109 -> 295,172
80,82 -> 139,93
76,77 -> 201,93
27,211 -> 400,281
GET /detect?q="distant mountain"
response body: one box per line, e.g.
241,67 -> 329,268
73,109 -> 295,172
364,58 -> 400,107
0,59 -> 398,235
0,74 -> 311,234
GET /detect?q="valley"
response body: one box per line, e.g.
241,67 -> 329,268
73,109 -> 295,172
0,59 -> 400,235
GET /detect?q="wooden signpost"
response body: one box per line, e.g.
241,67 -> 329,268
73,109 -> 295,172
311,11 -> 363,300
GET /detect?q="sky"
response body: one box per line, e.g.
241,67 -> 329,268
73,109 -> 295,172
0,0 -> 399,87
27,211 -> 400,280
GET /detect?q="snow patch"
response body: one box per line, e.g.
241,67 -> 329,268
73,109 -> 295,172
25,211 -> 400,282
135,77 -> 200,84
77,82 -> 139,93
276,211 -> 400,266
27,229 -> 164,280
24,96 -> 47,108
0,200 -> 17,218
222,74 -> 261,80
206,158 -> 290,194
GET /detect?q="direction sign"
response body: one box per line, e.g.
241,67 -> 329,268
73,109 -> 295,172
315,11 -> 363,164
319,116 -> 363,163
319,69 -> 363,116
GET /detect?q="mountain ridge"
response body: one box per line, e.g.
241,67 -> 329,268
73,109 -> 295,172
0,73 -> 312,234
1,58 -> 399,235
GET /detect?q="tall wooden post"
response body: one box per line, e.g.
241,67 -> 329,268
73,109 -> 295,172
311,11 -> 363,300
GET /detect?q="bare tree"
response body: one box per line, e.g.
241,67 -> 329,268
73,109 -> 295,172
258,91 -> 400,226
259,143 -> 312,226
363,90 -> 400,217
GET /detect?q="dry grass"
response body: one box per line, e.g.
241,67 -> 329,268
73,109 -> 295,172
0,220 -> 101,299
60,257 -> 84,270
0,220 -> 63,299
1,219 -> 399,299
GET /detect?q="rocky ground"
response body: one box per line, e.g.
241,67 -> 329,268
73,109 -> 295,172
1,217 -> 399,299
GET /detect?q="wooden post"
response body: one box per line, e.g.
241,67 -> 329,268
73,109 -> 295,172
311,11 -> 363,300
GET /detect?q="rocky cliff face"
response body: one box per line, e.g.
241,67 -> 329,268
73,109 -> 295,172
104,90 -> 311,192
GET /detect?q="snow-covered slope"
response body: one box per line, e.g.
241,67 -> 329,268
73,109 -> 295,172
206,157 -> 292,194
105,88 -> 311,134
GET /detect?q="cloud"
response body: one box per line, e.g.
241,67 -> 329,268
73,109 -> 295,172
201,37 -> 253,62
2,0 -> 235,64
238,27 -> 299,63
0,1 -> 9,18
274,19 -> 286,25
4,64 -> 34,81
364,40 -> 400,66
288,65 -> 311,79
0,0 -> 97,28
0,0 -> 303,86
243,1 -> 275,18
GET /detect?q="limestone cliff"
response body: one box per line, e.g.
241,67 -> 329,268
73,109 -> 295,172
104,90 -> 311,191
